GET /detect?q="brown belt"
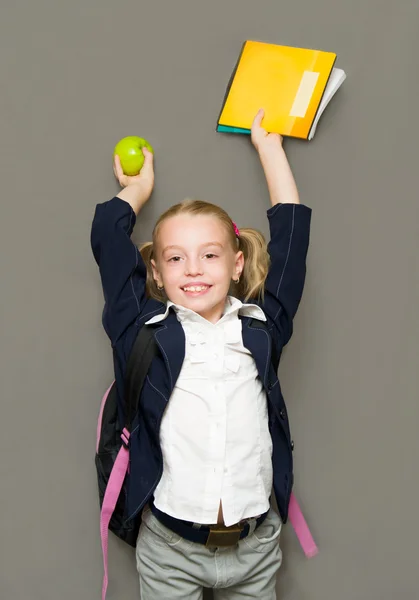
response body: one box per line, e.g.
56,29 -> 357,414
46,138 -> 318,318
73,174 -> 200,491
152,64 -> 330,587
149,501 -> 268,547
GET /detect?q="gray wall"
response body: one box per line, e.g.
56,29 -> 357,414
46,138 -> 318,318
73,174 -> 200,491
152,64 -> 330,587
1,1 -> 418,599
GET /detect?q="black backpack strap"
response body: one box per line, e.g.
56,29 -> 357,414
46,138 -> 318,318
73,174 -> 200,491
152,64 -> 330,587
123,325 -> 158,431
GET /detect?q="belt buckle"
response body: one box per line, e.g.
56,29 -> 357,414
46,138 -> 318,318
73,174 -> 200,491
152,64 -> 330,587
206,524 -> 244,548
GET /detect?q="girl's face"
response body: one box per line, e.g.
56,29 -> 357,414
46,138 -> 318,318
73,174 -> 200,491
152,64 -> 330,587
151,214 -> 243,323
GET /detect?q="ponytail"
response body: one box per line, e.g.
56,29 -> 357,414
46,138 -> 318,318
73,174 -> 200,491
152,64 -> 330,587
139,241 -> 167,303
232,228 -> 270,301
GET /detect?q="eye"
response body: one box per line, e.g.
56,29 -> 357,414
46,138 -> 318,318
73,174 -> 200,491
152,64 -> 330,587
204,253 -> 217,259
168,256 -> 182,262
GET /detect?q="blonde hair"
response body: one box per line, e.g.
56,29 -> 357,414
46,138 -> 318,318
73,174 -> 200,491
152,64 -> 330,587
139,199 -> 270,303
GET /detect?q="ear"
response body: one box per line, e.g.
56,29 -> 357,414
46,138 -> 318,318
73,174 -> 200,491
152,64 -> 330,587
151,259 -> 162,287
232,250 -> 244,280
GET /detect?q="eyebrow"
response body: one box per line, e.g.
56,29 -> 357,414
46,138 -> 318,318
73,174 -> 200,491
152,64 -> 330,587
162,241 -> 224,254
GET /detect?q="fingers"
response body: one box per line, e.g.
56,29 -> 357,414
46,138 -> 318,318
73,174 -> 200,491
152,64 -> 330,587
142,147 -> 153,163
142,147 -> 151,158
252,108 -> 265,129
140,147 -> 154,176
250,109 -> 266,151
113,149 -> 154,191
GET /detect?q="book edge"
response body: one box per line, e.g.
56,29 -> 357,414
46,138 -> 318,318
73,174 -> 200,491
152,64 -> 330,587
307,55 -> 337,139
239,39 -> 337,57
217,124 -> 310,141
308,69 -> 346,140
215,41 -> 248,131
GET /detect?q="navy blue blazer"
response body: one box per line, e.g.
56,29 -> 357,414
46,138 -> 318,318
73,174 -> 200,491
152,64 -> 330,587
91,197 -> 312,523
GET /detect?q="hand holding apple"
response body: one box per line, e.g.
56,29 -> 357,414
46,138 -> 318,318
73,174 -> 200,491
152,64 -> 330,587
113,136 -> 154,176
113,137 -> 155,215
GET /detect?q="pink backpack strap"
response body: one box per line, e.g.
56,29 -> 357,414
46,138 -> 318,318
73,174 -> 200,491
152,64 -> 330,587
100,428 -> 130,600
288,492 -> 318,557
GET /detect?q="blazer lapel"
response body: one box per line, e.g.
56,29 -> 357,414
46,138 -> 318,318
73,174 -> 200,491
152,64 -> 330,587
152,310 -> 185,399
148,312 -> 272,400
241,316 -> 272,388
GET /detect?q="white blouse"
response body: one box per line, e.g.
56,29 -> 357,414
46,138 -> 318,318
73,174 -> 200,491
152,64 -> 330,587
145,296 -> 273,526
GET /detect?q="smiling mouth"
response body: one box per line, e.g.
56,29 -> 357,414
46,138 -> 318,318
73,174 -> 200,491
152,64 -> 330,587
181,285 -> 211,294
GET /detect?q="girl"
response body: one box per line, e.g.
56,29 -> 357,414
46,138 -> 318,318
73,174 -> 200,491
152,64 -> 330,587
91,109 -> 312,599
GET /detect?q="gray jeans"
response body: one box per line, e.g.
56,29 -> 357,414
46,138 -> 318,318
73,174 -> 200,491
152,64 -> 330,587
136,507 -> 282,599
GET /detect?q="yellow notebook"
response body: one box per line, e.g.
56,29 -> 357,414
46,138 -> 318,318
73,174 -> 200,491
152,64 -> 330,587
217,41 -> 345,140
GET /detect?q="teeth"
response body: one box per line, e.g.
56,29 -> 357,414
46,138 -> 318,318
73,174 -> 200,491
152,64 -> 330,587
183,285 -> 208,292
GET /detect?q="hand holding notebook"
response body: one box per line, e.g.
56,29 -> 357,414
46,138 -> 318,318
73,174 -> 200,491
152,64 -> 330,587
250,108 -> 284,152
217,40 -> 346,140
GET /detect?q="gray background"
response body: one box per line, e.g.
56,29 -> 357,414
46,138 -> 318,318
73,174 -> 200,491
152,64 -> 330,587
1,0 -> 418,599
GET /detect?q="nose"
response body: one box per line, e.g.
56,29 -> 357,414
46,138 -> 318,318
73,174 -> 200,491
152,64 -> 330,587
185,257 -> 203,276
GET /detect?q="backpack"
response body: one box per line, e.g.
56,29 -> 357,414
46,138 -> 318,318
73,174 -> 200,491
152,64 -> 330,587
95,324 -> 157,600
95,321 -> 317,600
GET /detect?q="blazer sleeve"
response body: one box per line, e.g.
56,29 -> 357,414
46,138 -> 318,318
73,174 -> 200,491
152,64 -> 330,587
90,196 -> 150,346
262,202 -> 312,349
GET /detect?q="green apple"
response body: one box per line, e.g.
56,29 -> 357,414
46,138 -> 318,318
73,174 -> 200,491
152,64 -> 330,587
113,136 -> 154,176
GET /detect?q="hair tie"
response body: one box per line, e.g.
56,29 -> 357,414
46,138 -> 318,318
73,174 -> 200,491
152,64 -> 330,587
232,221 -> 240,238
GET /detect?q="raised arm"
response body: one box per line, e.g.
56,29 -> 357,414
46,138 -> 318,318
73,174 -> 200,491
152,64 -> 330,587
91,149 -> 156,345
251,110 -> 312,347
251,109 -> 299,207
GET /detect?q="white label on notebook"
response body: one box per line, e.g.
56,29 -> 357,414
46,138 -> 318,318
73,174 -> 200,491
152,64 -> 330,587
289,71 -> 320,118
